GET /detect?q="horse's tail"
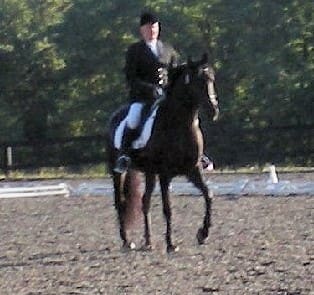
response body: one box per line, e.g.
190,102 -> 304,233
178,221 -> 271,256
105,105 -> 142,229
121,169 -> 143,230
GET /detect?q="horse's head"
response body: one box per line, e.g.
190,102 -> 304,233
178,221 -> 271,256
168,54 -> 219,121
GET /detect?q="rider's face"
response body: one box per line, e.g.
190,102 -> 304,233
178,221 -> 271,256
140,22 -> 159,42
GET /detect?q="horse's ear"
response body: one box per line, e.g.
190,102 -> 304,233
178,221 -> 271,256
169,56 -> 176,69
202,53 -> 208,63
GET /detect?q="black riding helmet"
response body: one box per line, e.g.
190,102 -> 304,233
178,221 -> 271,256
139,12 -> 161,38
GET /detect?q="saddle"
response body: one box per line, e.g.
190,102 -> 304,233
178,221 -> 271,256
113,104 -> 159,150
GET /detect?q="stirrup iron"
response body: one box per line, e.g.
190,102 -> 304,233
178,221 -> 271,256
114,155 -> 131,173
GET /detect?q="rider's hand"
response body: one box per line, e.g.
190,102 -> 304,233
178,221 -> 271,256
153,85 -> 164,99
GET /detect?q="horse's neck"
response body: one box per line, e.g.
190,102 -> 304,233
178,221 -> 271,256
159,94 -> 199,128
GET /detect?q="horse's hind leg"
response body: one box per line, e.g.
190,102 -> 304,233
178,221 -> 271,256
113,173 -> 134,250
142,173 -> 156,250
160,175 -> 178,253
187,168 -> 212,244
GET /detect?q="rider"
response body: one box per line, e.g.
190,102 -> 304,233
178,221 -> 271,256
114,11 -> 178,173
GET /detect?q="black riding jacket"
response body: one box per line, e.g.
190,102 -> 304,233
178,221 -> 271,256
124,39 -> 178,103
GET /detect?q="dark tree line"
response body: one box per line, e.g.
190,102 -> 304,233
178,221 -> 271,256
0,0 -> 313,167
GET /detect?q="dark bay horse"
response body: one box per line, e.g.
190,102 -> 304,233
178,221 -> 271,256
106,54 -> 219,252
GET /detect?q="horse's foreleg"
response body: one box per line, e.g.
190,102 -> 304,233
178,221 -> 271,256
187,168 -> 212,244
113,173 -> 134,250
160,175 -> 178,253
142,173 -> 156,250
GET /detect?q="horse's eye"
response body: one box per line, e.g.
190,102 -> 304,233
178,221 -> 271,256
197,68 -> 206,79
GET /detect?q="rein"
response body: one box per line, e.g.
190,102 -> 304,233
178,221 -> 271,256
165,58 -> 219,122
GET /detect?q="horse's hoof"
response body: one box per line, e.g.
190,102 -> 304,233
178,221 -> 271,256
197,228 -> 208,245
167,244 -> 179,253
141,244 -> 154,252
122,242 -> 136,252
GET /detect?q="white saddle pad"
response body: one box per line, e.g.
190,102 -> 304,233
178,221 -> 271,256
114,107 -> 158,150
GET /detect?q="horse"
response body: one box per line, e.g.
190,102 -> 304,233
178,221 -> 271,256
105,54 -> 219,252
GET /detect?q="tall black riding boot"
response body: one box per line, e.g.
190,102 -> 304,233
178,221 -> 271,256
114,127 -> 137,173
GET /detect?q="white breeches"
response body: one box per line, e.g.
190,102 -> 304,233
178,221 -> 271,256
126,102 -> 145,129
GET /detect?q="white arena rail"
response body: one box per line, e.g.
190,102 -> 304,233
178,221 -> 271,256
0,183 -> 70,199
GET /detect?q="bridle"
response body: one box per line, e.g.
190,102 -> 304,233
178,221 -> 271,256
183,62 -> 219,121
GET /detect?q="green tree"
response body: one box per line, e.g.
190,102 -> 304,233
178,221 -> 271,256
0,0 -> 69,141
0,0 -> 312,165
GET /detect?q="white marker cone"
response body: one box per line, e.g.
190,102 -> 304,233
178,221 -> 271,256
269,164 -> 279,184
